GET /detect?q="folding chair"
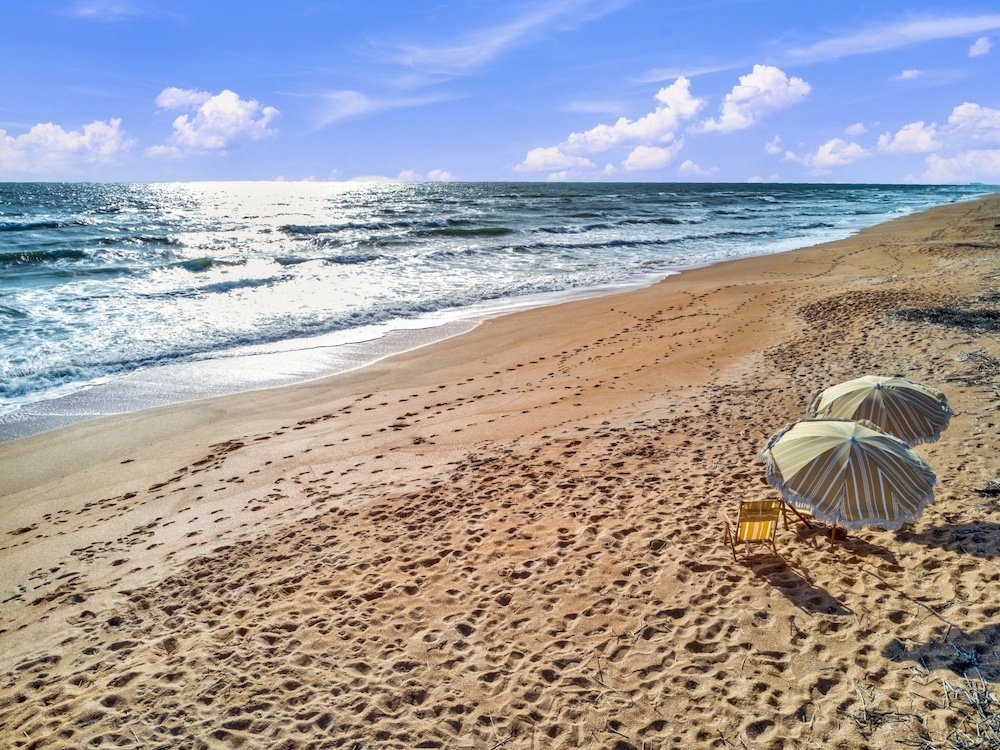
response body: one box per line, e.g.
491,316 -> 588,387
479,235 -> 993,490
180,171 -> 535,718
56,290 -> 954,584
721,499 -> 783,559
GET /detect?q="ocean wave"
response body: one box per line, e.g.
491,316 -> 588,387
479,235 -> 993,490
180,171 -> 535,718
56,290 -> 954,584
279,218 -> 449,236
0,248 -> 88,265
323,253 -> 383,265
97,234 -> 180,247
179,257 -> 214,271
198,276 -> 289,294
0,220 -> 75,233
418,226 -> 515,238
422,228 -> 780,260
0,304 -> 27,318
620,216 -> 682,226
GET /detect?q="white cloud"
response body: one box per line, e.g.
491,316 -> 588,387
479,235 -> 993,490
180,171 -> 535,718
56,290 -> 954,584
678,159 -> 718,177
427,169 -> 455,181
896,69 -> 924,81
789,14 -> 1000,61
0,118 -> 134,174
698,65 -> 810,133
562,77 -> 704,153
634,63 -> 738,85
878,102 -> 1000,157
515,67 -> 810,177
514,77 -> 703,175
792,138 -> 870,169
147,88 -> 279,157
387,0 -> 632,74
923,150 -> 1000,181
878,121 -> 939,153
874,101 -> 1000,181
947,102 -> 1000,143
765,135 -> 783,154
155,87 -> 212,109
514,146 -> 596,172
970,36 -> 992,56
622,144 -> 680,171
398,168 -> 457,182
845,122 -> 868,136
316,90 -> 450,127
72,1 -> 172,21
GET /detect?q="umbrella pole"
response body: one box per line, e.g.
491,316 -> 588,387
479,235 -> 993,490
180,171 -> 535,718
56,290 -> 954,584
829,523 -> 836,552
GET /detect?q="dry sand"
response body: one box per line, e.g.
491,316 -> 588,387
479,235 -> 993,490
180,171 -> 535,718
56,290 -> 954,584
2,195 -> 1000,749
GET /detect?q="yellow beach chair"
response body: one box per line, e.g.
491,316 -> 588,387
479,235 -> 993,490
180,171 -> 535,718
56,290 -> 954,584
721,499 -> 783,559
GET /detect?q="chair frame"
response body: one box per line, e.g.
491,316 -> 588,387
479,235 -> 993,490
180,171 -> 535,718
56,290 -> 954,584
722,499 -> 783,559
722,498 -> 815,559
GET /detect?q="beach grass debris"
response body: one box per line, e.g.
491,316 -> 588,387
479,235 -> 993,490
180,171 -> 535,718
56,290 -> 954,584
894,305 -> 1000,334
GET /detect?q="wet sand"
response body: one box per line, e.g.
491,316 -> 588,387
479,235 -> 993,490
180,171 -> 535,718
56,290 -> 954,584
2,195 -> 999,749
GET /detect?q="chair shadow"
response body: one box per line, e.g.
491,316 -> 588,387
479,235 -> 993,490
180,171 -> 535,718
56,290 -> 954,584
883,624 -> 1000,681
898,522 -> 1000,557
750,560 -> 851,616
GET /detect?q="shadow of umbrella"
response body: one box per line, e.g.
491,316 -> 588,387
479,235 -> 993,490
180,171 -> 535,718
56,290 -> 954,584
883,624 -> 1000,681
898,521 -> 1000,557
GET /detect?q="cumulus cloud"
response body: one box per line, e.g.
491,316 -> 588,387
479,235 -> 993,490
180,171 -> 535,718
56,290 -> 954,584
514,146 -> 596,173
947,102 -> 1000,142
622,144 -> 682,171
0,118 -> 134,174
698,65 -> 810,133
845,122 -> 868,136
397,168 -> 456,182
877,101 -> 1000,181
765,135 -> 783,154
514,77 -> 703,176
147,88 -> 279,158
789,138 -> 870,169
969,36 -> 992,56
924,149 -> 1000,181
878,121 -> 940,153
515,66 -> 808,178
155,86 -> 212,109
896,69 -> 925,80
562,77 -> 704,154
678,159 -> 718,177
879,102 -> 1000,153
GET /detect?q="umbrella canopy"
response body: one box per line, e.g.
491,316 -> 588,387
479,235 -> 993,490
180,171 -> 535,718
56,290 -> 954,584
807,375 -> 951,446
760,418 -> 937,531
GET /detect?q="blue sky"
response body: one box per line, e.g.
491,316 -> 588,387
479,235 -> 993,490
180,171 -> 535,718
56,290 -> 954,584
2,1 -> 999,183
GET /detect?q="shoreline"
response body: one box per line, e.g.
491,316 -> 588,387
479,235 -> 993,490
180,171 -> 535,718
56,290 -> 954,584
2,186 -> 988,445
2,194 -> 999,748
0,269 -> 681,445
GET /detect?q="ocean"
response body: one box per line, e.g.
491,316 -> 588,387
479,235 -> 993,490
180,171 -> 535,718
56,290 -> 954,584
0,181 -> 992,441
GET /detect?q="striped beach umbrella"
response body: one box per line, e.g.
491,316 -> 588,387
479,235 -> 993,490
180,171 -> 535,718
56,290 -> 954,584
760,418 -> 937,539
808,375 -> 951,447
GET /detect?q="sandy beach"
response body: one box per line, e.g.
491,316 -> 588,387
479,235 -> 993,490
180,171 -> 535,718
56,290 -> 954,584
2,194 -> 999,749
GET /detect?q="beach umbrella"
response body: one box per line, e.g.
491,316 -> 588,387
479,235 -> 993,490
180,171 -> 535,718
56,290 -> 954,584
807,375 -> 951,447
760,418 -> 937,546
